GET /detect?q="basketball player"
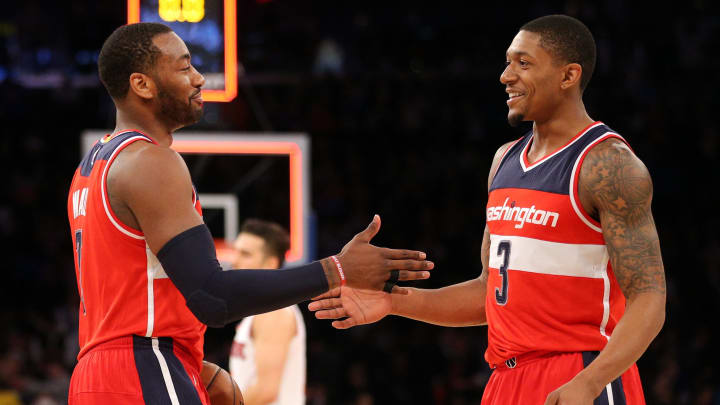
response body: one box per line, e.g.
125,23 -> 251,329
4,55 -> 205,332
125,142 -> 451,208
66,23 -> 433,405
228,219 -> 305,405
310,15 -> 665,405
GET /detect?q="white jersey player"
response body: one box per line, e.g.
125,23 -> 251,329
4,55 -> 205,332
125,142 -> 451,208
230,306 -> 306,405
227,219 -> 306,405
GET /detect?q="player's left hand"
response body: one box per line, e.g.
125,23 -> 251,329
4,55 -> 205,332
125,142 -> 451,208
543,375 -> 598,405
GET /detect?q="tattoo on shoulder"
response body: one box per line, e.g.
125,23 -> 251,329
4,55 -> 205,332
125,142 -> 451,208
579,139 -> 666,298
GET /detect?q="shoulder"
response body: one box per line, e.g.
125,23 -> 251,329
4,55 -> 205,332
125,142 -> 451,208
579,137 -> 653,214
109,141 -> 191,195
580,137 -> 650,186
253,307 -> 297,338
115,141 -> 187,174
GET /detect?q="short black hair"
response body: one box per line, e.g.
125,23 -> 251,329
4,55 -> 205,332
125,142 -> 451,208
240,219 -> 290,267
520,15 -> 596,91
98,23 -> 172,99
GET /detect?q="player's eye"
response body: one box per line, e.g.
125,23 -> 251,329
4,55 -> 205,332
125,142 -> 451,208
519,60 -> 529,67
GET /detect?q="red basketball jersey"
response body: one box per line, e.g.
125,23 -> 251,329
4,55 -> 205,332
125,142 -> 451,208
485,122 -> 630,367
67,131 -> 206,370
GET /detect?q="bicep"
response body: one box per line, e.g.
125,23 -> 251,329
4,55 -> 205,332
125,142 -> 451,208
580,140 -> 666,301
116,146 -> 203,254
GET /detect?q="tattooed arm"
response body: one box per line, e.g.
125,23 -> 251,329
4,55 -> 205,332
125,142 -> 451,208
546,138 -> 666,403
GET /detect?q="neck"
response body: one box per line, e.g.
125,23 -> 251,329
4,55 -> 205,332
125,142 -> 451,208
531,98 -> 594,148
113,103 -> 174,147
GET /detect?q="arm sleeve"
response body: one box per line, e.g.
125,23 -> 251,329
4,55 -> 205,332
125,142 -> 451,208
157,224 -> 328,327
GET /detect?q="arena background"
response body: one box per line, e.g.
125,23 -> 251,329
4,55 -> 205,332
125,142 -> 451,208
1,1 -> 719,404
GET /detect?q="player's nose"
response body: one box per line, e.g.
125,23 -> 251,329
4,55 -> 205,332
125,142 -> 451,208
192,67 -> 205,88
500,64 -> 515,84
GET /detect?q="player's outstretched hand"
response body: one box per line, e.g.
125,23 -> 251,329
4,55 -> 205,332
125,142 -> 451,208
332,215 -> 433,294
309,286 -> 392,329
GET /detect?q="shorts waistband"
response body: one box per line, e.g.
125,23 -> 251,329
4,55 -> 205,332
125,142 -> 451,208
489,351 -> 562,370
82,336 -> 184,357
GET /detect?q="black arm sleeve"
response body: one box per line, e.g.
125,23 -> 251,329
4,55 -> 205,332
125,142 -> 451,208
157,224 -> 329,327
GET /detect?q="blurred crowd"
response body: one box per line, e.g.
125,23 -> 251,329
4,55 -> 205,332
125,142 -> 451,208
1,0 -> 719,404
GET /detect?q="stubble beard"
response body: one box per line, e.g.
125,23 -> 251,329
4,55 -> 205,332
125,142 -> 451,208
508,111 -> 524,128
157,86 -> 203,130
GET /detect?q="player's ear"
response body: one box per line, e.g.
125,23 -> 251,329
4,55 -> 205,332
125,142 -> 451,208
128,72 -> 156,100
264,256 -> 280,270
560,62 -> 582,91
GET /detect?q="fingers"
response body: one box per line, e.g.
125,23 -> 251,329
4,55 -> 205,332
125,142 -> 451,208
332,318 -> 359,329
314,308 -> 348,320
311,287 -> 341,301
386,259 -> 434,271
394,270 -> 431,281
355,215 -> 381,243
390,285 -> 411,295
308,297 -> 343,311
380,247 -> 427,260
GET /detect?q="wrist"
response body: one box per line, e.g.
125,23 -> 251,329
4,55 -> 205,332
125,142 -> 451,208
389,288 -> 409,316
573,368 -> 606,398
330,255 -> 347,287
319,258 -> 341,289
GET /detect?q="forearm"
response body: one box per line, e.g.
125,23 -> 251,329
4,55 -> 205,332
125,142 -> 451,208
576,292 -> 665,396
157,224 -> 329,327
390,277 -> 487,327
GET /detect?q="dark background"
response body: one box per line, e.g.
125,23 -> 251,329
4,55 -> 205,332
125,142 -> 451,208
1,1 -> 719,404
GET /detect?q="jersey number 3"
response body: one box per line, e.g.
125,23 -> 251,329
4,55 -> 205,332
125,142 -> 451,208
495,240 -> 511,305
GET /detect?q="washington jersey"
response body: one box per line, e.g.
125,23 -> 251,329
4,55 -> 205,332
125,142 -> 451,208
229,305 -> 306,405
67,131 -> 206,370
485,121 -> 630,366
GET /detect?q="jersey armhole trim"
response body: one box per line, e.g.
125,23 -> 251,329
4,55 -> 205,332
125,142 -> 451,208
101,135 -> 154,240
490,137 -> 523,187
569,132 -> 629,233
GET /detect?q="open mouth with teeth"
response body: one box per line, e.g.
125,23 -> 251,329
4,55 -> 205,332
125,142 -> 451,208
507,92 -> 525,105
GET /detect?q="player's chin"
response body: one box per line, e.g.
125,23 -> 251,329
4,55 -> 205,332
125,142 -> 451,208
507,111 -> 525,127
190,107 -> 204,123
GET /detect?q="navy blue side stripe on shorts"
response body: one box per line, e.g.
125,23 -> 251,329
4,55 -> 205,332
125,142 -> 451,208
133,335 -> 203,405
582,351 -> 627,405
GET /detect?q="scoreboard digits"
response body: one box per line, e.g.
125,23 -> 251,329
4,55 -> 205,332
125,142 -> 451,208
159,0 -> 205,23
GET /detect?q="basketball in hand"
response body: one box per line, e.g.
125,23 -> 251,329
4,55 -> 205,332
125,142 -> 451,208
200,361 -> 244,405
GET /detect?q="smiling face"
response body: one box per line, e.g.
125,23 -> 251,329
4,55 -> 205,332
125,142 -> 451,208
150,32 -> 205,129
500,30 -> 565,127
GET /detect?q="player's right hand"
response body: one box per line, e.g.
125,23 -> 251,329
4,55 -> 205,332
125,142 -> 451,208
309,287 -> 392,329
332,215 -> 433,294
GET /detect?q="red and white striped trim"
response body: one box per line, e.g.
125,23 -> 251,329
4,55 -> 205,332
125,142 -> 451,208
488,234 -> 609,279
599,268 -> 611,341
490,234 -> 613,342
520,121 -> 604,172
100,134 -> 153,240
568,132 -> 629,233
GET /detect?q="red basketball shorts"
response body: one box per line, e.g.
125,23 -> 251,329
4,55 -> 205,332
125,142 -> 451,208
69,336 -> 210,405
482,351 -> 645,405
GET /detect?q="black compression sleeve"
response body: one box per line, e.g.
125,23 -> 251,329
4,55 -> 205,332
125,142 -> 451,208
157,224 -> 329,327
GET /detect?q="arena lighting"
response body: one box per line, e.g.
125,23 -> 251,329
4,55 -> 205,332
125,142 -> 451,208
127,0 -> 238,102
